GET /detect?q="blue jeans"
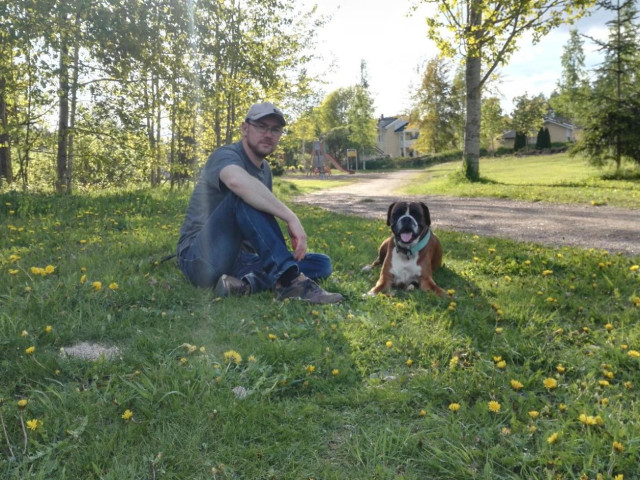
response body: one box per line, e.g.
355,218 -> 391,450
178,193 -> 333,292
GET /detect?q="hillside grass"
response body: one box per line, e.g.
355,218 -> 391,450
0,180 -> 639,479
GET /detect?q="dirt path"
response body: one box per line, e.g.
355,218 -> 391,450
291,170 -> 640,256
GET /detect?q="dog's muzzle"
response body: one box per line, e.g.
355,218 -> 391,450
393,215 -> 420,244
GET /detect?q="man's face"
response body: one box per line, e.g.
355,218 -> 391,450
242,116 -> 284,159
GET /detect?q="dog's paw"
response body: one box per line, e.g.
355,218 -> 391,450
361,264 -> 373,273
362,290 -> 376,298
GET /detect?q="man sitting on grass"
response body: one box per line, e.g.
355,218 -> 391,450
177,102 -> 343,304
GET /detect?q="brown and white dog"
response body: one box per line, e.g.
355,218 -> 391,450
363,201 -> 444,296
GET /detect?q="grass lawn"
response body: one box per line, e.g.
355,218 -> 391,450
402,153 -> 640,208
1,181 -> 639,479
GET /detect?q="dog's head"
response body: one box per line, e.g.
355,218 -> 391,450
386,201 -> 431,246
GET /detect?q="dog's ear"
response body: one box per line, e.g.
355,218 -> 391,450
420,202 -> 431,226
386,202 -> 397,226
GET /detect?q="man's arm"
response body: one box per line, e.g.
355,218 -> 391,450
219,164 -> 307,260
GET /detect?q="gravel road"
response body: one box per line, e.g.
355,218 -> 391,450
291,170 -> 640,256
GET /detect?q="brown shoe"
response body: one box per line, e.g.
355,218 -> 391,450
275,274 -> 343,304
214,275 -> 249,297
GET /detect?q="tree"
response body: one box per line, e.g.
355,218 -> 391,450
417,0 -> 594,180
480,97 -> 507,154
511,93 -> 547,148
549,29 -> 591,123
410,57 -> 463,153
347,61 -> 377,156
574,0 -> 640,169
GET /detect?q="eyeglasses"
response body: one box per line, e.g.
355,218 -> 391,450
247,121 -> 284,136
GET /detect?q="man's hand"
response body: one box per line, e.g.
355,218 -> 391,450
288,219 -> 307,261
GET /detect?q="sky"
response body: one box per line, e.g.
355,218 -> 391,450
300,0 -> 617,116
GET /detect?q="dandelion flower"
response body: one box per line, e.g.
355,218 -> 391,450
80,274 -> 87,284
542,270 -> 553,276
8,269 -> 19,275
26,419 -> 41,431
543,378 -> 558,390
108,282 -> 118,290
406,358 -> 413,367
495,327 -> 503,334
496,360 -> 507,369
17,399 -> 28,409
223,350 -> 242,365
25,346 -> 35,355
305,365 -> 315,375
21,330 -> 28,337
92,281 -> 102,291
268,333 -> 277,341
630,265 -> 639,271
447,289 -> 455,296
45,325 -> 53,333
556,364 -> 566,373
488,401 -> 501,413
528,411 -> 540,419
510,379 -> 524,390
613,441 -> 624,452
121,409 -> 133,421
627,350 -> 640,358
598,380 -> 610,387
547,432 -> 559,444
449,356 -> 459,369
44,265 -> 55,274
332,369 -> 339,377
419,409 -> 427,417
449,403 -> 461,412
385,340 -> 393,348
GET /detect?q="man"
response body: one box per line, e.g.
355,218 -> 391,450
177,102 -> 343,304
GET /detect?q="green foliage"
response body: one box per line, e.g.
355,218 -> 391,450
0,183 -> 639,478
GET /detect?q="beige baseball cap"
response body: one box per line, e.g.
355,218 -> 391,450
245,102 -> 286,125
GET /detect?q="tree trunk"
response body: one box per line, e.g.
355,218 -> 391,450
0,76 -> 13,185
56,27 -> 70,194
66,11 -> 81,194
463,2 -> 483,182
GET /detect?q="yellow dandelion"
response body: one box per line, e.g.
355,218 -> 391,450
406,358 -> 413,367
558,404 -> 567,412
247,355 -> 256,362
80,274 -> 87,284
528,411 -> 540,419
448,301 -> 456,311
605,323 -> 613,331
25,346 -> 35,355
17,399 -> 28,409
8,269 -> 19,275
449,356 -> 459,369
496,360 -> 507,369
510,379 -> 524,390
20,330 -> 28,337
92,281 -> 102,291
547,432 -> 559,444
528,425 -> 537,433
223,350 -> 242,365
542,269 -> 553,276
121,409 -> 133,421
447,289 -> 455,296
488,401 -> 501,413
44,265 -> 55,274
473,256 -> 479,262
598,380 -> 610,387
488,248 -> 496,253
305,365 -> 316,374
9,254 -> 20,262
449,403 -> 461,412
543,378 -> 558,390
268,333 -> 277,341
627,350 -> 640,358
45,325 -> 52,333
629,265 -> 638,271
493,356 -> 502,362
108,282 -> 119,290
332,369 -> 339,377
385,340 -> 393,348
179,357 -> 187,364
419,409 -> 427,417
199,346 -> 206,354
623,381 -> 633,389
632,296 -> 640,307
26,419 -> 40,431
613,441 -> 624,452
556,364 -> 566,373
495,327 -> 503,334
614,475 -> 623,480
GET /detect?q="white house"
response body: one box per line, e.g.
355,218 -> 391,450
376,115 -> 420,158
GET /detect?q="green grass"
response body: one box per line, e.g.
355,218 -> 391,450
398,153 -> 640,208
1,182 -> 639,479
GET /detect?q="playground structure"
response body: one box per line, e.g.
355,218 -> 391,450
307,141 -> 355,176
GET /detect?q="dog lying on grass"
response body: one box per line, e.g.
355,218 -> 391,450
363,201 -> 444,296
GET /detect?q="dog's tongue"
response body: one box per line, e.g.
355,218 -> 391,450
400,232 -> 413,243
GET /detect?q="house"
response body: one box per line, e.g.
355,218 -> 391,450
376,115 -> 420,158
500,117 -> 581,149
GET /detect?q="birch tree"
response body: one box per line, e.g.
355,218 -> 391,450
417,0 -> 594,180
